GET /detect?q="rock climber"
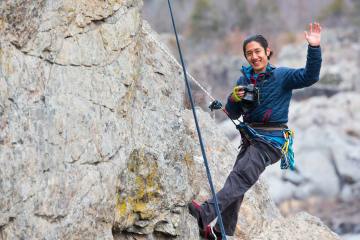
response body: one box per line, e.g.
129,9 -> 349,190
188,22 -> 323,239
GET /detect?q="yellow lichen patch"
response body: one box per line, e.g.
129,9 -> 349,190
137,208 -> 155,220
183,152 -> 194,169
115,148 -> 163,225
135,176 -> 145,199
133,202 -> 147,212
133,202 -> 156,220
115,193 -> 137,227
118,201 -> 127,216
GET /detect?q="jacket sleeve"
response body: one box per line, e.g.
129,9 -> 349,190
225,95 -> 244,119
225,77 -> 245,120
282,45 -> 322,90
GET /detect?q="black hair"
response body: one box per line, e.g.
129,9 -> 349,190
243,34 -> 273,60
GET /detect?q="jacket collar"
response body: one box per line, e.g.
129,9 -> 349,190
241,64 -> 276,81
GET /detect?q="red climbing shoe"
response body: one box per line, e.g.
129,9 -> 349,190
201,223 -> 223,240
188,200 -> 203,229
188,200 -> 224,239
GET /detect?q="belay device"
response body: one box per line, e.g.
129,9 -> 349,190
208,100 -> 223,111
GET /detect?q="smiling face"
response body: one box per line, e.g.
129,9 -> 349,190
244,41 -> 271,74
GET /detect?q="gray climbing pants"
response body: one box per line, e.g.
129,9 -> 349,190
199,138 -> 282,236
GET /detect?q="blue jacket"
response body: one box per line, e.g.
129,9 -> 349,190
225,46 -> 322,124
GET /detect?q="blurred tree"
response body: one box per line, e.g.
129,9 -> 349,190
142,0 -> 194,33
318,0 -> 347,25
349,0 -> 360,26
208,0 -> 251,39
190,0 -> 221,39
250,0 -> 282,34
227,0 -> 252,30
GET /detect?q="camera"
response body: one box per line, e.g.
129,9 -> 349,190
242,84 -> 259,103
241,84 -> 259,110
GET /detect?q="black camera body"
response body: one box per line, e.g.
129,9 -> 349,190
208,84 -> 259,114
241,84 -> 259,110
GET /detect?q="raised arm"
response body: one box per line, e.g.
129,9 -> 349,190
282,22 -> 322,90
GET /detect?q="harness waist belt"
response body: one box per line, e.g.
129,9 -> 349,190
249,122 -> 288,131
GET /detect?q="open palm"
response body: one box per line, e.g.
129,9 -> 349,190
305,22 -> 322,47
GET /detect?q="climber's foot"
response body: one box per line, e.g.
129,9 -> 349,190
202,224 -> 221,239
188,200 -> 204,229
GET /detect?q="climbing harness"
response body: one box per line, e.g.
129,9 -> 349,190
167,1 -> 227,239
237,123 -> 295,170
280,129 -> 295,170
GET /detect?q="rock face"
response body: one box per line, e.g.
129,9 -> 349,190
0,1 -> 340,239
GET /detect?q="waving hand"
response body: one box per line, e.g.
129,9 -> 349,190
305,22 -> 322,47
